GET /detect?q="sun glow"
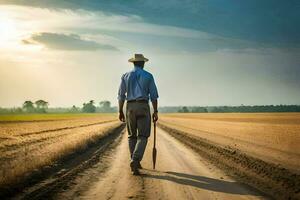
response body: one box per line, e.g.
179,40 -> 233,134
0,10 -> 22,49
0,6 -> 46,52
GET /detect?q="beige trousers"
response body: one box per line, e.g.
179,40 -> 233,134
126,101 -> 151,162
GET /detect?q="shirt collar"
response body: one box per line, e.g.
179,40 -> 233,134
134,65 -> 143,70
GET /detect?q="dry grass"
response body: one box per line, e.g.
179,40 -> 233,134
0,114 -> 120,186
0,113 -> 116,122
160,113 -> 300,171
0,114 -> 117,137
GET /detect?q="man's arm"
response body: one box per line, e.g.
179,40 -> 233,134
118,100 -> 125,122
151,99 -> 158,122
152,99 -> 158,112
149,75 -> 159,122
118,75 -> 126,122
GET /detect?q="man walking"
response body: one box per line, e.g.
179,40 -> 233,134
118,54 -> 159,175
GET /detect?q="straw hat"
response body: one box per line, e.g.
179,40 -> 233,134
128,54 -> 149,62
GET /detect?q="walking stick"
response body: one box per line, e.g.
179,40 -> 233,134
152,121 -> 157,169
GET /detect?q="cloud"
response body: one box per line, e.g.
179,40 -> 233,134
22,32 -> 118,51
2,4 -> 298,53
1,0 -> 300,48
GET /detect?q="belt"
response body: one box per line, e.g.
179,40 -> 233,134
127,99 -> 148,103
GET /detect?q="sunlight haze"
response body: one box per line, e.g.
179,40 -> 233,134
0,1 -> 299,107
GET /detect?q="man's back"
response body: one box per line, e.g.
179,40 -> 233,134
118,66 -> 158,102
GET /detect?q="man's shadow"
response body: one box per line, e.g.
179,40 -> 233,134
141,171 -> 261,196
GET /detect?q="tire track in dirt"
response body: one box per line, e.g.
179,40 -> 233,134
158,123 -> 300,200
0,124 -> 126,199
79,130 -> 147,200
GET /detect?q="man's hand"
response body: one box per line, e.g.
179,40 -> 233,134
152,112 -> 158,122
119,111 -> 125,122
151,100 -> 158,122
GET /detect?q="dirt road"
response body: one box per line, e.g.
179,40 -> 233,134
55,127 -> 265,200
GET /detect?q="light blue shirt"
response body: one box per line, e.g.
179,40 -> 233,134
118,66 -> 159,102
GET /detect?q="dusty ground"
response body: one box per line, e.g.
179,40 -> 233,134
52,127 -> 265,200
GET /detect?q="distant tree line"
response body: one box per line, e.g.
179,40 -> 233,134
178,106 -> 208,113
0,100 -> 49,114
160,105 -> 300,113
206,105 -> 300,113
1,102 -> 300,114
81,100 -> 116,113
0,100 -> 116,114
23,100 -> 49,113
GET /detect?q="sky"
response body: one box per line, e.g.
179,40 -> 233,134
0,0 -> 299,107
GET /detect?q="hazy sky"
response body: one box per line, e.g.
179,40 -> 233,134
0,0 -> 299,107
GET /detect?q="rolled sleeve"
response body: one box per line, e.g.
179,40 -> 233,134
149,75 -> 159,102
118,75 -> 126,101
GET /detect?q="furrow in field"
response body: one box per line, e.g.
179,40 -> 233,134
0,115 -> 117,138
0,122 -> 119,163
0,120 -> 117,153
18,119 -> 117,137
158,123 -> 300,200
